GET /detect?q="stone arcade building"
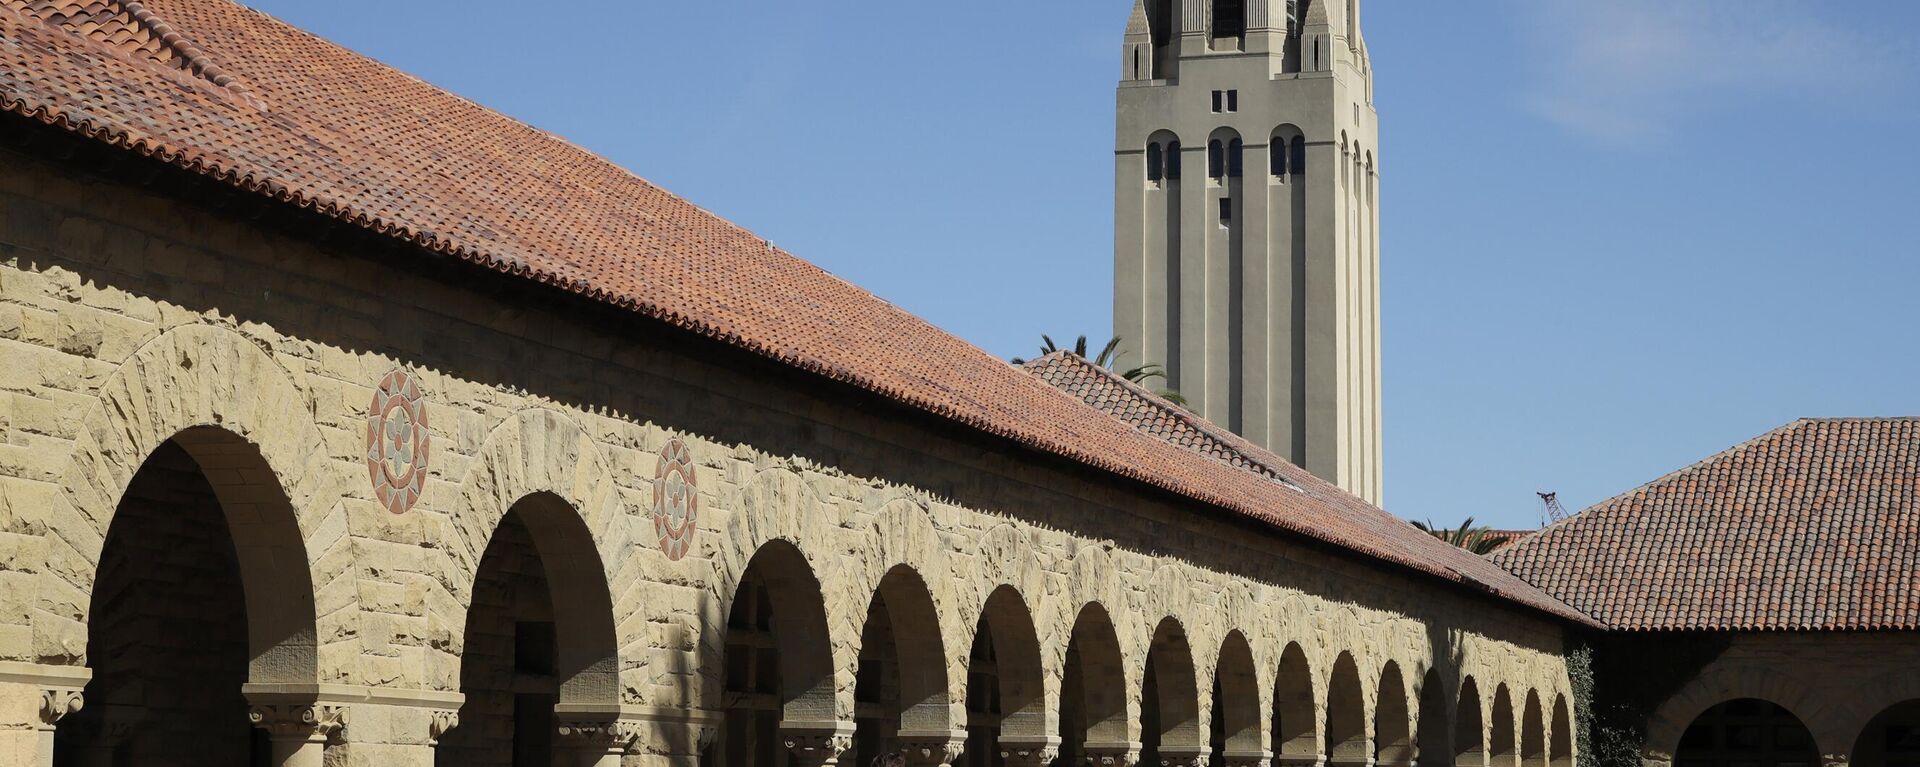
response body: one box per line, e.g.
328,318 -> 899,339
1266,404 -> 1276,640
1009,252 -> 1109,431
0,2 -> 1912,767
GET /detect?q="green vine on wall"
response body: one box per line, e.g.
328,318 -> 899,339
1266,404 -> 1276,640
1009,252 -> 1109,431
1570,632 -> 1731,767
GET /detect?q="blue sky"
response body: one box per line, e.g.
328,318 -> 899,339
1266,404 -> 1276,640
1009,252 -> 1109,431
245,0 -> 1920,530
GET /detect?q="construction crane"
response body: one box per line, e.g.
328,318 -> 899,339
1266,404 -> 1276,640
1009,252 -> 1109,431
1537,491 -> 1570,527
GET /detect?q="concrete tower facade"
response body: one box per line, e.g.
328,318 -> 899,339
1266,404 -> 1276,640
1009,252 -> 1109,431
1113,0 -> 1383,504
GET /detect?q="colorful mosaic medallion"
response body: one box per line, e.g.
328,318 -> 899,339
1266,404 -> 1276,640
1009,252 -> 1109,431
366,369 -> 430,514
652,438 -> 699,561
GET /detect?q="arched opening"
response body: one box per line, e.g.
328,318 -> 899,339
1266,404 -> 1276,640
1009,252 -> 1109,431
1489,686 -> 1515,767
1148,142 -> 1166,183
851,566 -> 951,767
963,587 -> 1046,767
1209,140 -> 1227,180
1675,699 -> 1818,767
1146,0 -> 1177,78
1142,618 -> 1203,766
1326,653 -> 1366,766
1270,126 -> 1302,180
1213,0 -> 1247,44
716,540 -> 836,767
1548,696 -> 1572,767
1375,663 -> 1411,766
438,492 -> 619,767
55,428 -> 318,767
1291,137 -> 1308,176
1454,678 -> 1484,767
1272,644 -> 1316,762
1211,632 -> 1263,766
1851,699 -> 1920,767
1415,670 -> 1449,767
1060,604 -> 1127,764
1168,141 -> 1185,180
1228,139 -> 1245,178
1520,692 -> 1545,767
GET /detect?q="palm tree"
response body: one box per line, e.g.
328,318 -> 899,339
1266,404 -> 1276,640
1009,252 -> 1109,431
1413,518 -> 1504,555
1013,335 -> 1187,405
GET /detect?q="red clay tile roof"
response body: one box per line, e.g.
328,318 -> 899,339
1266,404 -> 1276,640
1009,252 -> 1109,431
1022,353 -> 1580,612
1493,418 -> 1920,631
0,0 -> 1594,625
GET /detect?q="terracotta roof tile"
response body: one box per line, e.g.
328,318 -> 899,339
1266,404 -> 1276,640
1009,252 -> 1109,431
0,0 -> 1595,625
1492,418 -> 1920,631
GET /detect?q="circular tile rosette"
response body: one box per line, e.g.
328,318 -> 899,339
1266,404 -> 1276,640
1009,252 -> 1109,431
652,438 -> 699,561
366,369 -> 430,514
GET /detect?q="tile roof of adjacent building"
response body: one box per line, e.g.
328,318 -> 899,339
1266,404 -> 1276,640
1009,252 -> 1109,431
1493,418 -> 1920,631
0,0 -> 1595,625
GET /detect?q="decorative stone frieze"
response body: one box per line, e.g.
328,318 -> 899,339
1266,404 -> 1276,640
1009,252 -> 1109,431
1156,747 -> 1209,767
247,703 -> 348,743
1084,742 -> 1141,767
898,733 -> 967,767
1221,750 -> 1274,767
1274,757 -> 1324,767
783,728 -> 855,767
999,736 -> 1062,767
555,718 -> 645,755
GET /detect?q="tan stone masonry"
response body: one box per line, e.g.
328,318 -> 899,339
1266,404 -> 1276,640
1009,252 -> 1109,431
0,145 -> 1572,767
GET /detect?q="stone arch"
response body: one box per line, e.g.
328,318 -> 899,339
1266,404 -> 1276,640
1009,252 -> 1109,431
1670,699 -> 1819,767
1548,695 -> 1571,767
1454,677 -> 1484,767
969,585 -> 1048,746
1326,652 -> 1367,765
857,563 -> 954,736
1520,690 -> 1545,767
739,539 -> 837,719
1062,601 -> 1128,762
1489,685 -> 1515,767
44,323 -> 335,683
445,408 -> 630,701
1212,630 -> 1264,763
1415,668 -> 1449,767
713,469 -> 851,715
1643,666 -> 1832,761
1375,662 -> 1412,766
1852,699 -> 1920,765
1272,642 -> 1317,761
1143,616 -> 1204,764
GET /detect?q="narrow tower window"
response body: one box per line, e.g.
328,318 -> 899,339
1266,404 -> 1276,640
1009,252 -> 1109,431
1208,140 -> 1225,180
1218,197 -> 1234,225
1167,141 -> 1182,180
1147,142 -> 1165,182
1228,139 -> 1244,178
1292,137 -> 1307,174
1271,140 -> 1288,178
1215,0 -> 1247,39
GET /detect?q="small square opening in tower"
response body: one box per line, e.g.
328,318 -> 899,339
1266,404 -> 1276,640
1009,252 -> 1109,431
1218,197 -> 1233,225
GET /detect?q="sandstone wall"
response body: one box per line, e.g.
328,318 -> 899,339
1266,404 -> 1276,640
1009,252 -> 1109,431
0,145 -> 1574,767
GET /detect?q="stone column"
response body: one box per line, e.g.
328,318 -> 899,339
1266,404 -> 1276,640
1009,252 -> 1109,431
247,703 -> 347,767
782,722 -> 856,767
0,663 -> 89,767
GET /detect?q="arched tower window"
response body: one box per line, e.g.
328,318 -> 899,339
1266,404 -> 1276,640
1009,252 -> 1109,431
1292,137 -> 1307,174
1214,0 -> 1247,39
1167,141 -> 1183,180
1208,140 -> 1225,180
1228,138 -> 1244,178
1148,0 -> 1174,49
1272,127 -> 1302,179
1147,142 -> 1165,183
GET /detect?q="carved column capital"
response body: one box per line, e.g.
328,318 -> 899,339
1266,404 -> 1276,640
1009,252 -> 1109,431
556,719 -> 644,756
782,728 -> 854,767
1223,751 -> 1274,767
38,689 -> 83,730
999,740 -> 1061,767
899,735 -> 967,767
427,709 -> 461,746
1084,742 -> 1141,767
247,703 -> 348,743
1156,747 -> 1210,767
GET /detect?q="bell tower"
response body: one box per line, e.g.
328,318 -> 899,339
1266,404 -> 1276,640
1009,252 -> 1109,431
1113,0 -> 1383,504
